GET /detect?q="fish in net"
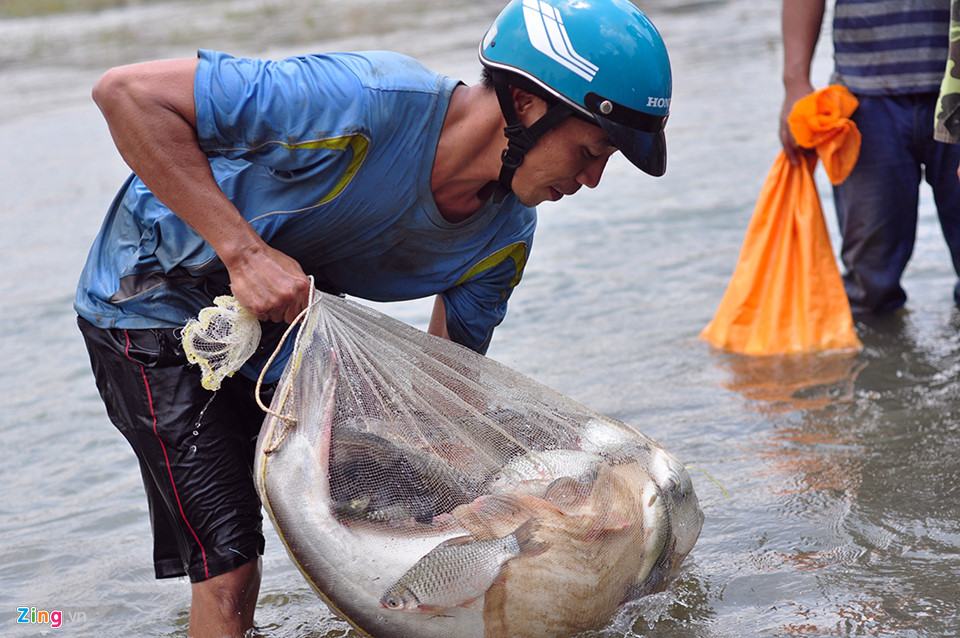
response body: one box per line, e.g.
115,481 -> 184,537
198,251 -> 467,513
191,291 -> 704,638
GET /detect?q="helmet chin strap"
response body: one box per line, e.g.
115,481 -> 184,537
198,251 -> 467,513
492,73 -> 572,203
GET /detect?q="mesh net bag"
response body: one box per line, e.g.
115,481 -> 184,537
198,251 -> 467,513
181,295 -> 262,391
252,292 -> 704,638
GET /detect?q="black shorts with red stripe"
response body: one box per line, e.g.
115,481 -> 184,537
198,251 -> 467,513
78,316 -> 272,583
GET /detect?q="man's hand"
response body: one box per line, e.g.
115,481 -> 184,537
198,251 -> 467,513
224,243 -> 313,324
780,82 -> 815,166
780,0 -> 825,165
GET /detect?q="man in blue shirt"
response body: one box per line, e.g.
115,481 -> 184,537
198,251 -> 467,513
75,1 -> 673,635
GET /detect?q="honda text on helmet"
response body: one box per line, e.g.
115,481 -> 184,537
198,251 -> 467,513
480,0 -> 672,201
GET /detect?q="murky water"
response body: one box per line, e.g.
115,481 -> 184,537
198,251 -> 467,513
2,0 -> 959,636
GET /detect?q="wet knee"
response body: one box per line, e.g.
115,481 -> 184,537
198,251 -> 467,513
191,560 -> 262,625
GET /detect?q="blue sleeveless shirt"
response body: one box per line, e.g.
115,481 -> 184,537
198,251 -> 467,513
76,50 -> 536,378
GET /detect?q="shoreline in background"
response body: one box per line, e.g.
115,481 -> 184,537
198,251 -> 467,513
1,0 -> 177,19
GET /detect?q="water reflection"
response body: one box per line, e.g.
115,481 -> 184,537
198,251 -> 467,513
715,350 -> 865,413
708,311 -> 960,637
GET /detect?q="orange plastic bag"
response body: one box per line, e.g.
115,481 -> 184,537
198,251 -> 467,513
700,85 -> 863,355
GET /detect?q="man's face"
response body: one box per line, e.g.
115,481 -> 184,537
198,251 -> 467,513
509,112 -> 618,207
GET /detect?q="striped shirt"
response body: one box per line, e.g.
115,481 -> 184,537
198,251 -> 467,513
831,0 -> 950,95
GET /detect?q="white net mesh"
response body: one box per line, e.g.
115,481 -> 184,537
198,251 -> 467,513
181,295 -> 262,391
254,292 -> 704,638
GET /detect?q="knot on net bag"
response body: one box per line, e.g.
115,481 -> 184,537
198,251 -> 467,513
701,85 -> 863,356
231,291 -> 707,638
181,295 -> 261,390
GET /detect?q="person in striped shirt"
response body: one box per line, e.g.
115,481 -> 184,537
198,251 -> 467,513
780,0 -> 960,315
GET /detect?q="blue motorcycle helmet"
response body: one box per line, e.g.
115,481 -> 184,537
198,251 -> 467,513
480,0 -> 672,201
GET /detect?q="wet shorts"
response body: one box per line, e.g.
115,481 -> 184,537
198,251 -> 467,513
78,316 -> 274,583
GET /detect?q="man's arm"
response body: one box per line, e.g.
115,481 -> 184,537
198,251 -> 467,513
428,295 -> 451,340
781,0 -> 826,164
91,58 -> 311,323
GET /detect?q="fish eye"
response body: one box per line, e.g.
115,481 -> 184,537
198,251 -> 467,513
662,472 -> 679,493
382,594 -> 404,609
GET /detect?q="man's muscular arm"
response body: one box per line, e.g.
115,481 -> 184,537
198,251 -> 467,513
92,58 -> 311,323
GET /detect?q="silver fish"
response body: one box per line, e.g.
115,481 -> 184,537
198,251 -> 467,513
577,417 -> 637,453
489,449 -> 603,495
380,518 -> 548,613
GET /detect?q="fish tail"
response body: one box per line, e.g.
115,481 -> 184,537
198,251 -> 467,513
513,518 -> 550,557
